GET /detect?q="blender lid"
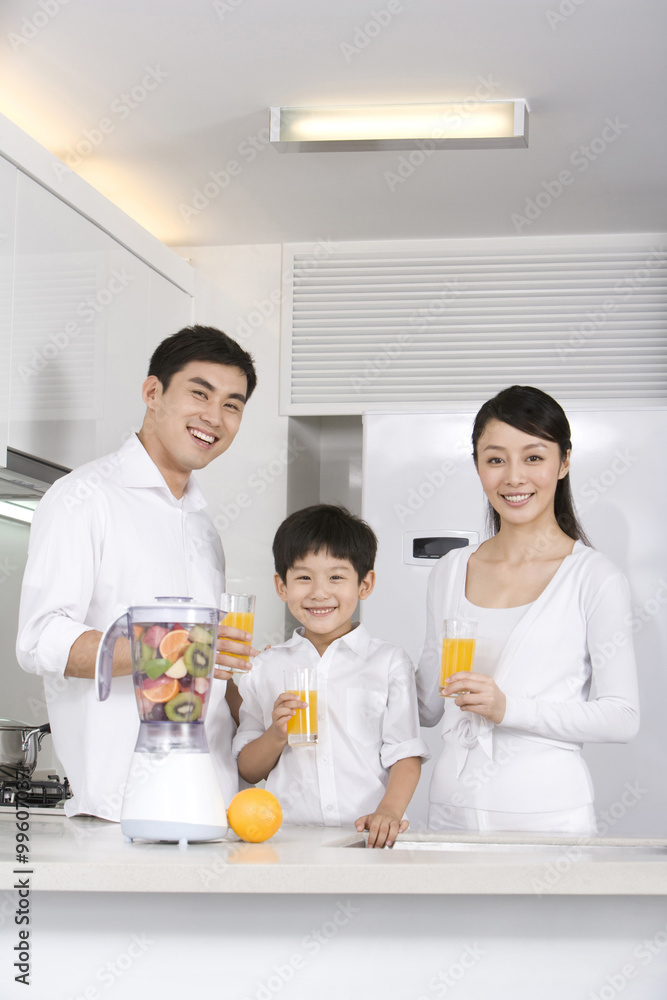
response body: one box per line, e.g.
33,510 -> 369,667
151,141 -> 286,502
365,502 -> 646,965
129,597 -> 220,621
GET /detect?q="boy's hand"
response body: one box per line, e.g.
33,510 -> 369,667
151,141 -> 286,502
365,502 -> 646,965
354,811 -> 409,849
213,624 -> 258,679
270,692 -> 307,740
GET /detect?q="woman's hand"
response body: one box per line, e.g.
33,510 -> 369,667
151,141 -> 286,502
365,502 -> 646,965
443,671 -> 506,724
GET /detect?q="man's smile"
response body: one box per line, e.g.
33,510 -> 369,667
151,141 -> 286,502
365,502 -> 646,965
189,427 -> 218,447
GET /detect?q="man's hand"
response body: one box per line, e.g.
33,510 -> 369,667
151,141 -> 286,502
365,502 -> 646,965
355,810 -> 409,849
213,623 -> 257,680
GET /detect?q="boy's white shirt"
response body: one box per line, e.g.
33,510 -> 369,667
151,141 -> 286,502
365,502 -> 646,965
234,623 -> 430,826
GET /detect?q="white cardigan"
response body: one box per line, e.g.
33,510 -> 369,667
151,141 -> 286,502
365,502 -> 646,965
417,541 -> 640,812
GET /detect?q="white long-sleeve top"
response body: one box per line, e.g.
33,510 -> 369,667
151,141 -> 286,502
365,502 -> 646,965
417,541 -> 640,812
16,433 -> 237,819
234,624 -> 430,827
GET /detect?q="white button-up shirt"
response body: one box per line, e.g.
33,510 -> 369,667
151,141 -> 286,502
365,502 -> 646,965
16,434 -> 237,819
234,624 -> 429,826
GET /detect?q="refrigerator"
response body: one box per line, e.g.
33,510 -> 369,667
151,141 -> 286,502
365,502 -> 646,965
361,409 -> 667,834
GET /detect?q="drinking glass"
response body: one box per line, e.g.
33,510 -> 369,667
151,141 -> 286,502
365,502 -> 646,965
219,593 -> 255,673
439,618 -> 477,697
284,667 -> 318,746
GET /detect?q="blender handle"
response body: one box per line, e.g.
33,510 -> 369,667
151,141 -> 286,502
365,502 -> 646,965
95,614 -> 130,701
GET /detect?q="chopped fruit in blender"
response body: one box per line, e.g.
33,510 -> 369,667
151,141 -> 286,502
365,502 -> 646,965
165,657 -> 187,679
132,619 -> 217,722
165,692 -> 202,722
159,629 -> 190,661
143,677 -> 180,703
144,658 -> 172,680
184,641 -> 212,677
189,624 -> 214,644
142,625 -> 170,649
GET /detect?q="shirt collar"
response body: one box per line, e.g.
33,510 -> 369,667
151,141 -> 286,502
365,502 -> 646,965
117,434 -> 208,512
288,621 -> 373,656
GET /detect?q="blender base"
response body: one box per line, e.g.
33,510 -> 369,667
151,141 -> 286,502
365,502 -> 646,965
122,818 -> 228,845
120,749 -> 228,844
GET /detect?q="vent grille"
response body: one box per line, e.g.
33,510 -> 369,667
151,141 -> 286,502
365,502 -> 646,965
282,235 -> 667,413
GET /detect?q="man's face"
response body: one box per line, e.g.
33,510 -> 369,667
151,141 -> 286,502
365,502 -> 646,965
142,360 -> 248,476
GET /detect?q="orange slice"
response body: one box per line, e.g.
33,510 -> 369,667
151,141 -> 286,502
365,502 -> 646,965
159,629 -> 191,662
143,677 -> 180,703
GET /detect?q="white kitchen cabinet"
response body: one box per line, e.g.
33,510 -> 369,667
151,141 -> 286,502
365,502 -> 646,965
9,170 -> 193,469
0,157 -> 16,466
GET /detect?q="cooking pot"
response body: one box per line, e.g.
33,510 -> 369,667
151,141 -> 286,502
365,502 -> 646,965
0,719 -> 51,777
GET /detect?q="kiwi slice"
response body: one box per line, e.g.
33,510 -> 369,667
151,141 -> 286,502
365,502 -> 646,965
165,692 -> 202,722
184,641 -> 212,677
144,658 -> 171,680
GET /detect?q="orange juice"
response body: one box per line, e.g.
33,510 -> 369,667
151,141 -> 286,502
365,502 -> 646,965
286,689 -> 318,745
222,611 -> 254,661
440,637 -> 476,694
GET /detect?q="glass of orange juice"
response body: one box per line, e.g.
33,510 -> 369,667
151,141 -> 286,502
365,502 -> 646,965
284,668 -> 318,746
439,618 -> 477,697
219,593 -> 255,673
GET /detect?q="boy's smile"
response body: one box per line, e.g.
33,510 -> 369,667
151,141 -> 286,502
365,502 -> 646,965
275,549 -> 375,655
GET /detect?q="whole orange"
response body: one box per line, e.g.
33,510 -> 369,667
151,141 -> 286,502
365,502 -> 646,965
227,789 -> 283,843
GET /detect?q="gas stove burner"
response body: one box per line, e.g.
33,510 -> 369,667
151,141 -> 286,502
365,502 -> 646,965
0,771 -> 71,808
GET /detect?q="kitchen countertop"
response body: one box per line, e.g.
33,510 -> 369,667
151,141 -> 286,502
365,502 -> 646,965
2,812 -> 667,895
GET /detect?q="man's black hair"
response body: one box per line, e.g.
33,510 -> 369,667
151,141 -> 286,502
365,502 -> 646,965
148,324 -> 257,399
273,504 -> 377,583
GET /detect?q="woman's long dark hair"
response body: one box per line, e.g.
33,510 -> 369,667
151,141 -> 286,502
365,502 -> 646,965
471,385 -> 591,545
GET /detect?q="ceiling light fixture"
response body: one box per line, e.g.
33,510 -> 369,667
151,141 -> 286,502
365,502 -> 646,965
270,100 -> 528,152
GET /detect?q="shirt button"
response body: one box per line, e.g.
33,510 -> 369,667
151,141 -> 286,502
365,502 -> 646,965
321,757 -> 328,764
318,713 -> 324,720
326,805 -> 334,812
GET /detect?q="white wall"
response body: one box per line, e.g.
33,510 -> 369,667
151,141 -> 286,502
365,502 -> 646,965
176,245 -> 292,648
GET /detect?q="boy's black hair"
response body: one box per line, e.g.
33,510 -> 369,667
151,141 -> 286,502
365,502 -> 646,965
148,324 -> 257,400
273,504 -> 377,583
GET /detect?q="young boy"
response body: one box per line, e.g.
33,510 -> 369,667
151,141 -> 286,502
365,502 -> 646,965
233,504 -> 428,848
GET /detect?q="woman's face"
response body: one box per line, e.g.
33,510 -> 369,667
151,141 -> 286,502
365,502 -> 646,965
475,419 -> 570,527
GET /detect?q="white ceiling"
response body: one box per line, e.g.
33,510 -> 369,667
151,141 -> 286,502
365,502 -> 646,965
1,0 -> 665,248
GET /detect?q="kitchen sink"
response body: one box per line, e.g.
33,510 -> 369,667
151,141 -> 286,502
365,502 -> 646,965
341,835 -> 667,860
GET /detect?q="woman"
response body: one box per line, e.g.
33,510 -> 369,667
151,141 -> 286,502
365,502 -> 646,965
417,385 -> 639,834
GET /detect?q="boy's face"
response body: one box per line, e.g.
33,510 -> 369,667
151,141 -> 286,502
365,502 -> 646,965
275,549 -> 375,652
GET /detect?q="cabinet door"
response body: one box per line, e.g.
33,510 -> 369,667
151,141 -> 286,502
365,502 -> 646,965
10,172 -> 194,468
95,266 -> 194,456
0,157 -> 16,466
10,172 -> 151,467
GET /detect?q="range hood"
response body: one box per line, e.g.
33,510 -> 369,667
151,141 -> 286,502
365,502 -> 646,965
0,447 -> 70,501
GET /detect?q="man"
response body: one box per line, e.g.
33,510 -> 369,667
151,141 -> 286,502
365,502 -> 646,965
16,325 -> 257,820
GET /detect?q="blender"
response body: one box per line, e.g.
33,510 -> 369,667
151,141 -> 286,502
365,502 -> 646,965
95,597 -> 228,844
